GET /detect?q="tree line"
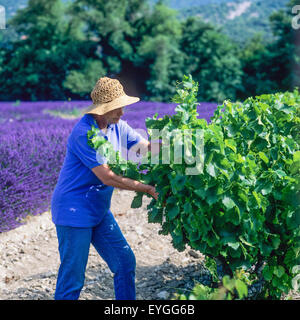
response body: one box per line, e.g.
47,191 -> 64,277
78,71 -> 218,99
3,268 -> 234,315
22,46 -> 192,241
0,0 -> 298,103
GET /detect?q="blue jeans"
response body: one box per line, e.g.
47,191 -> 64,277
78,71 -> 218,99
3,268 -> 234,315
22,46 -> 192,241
54,210 -> 136,300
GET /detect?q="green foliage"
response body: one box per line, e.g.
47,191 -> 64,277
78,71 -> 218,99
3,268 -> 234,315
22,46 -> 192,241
180,0 -> 290,45
88,74 -> 300,299
0,0 -> 98,100
210,88 -> 300,298
239,0 -> 300,98
63,60 -> 106,97
0,0 -> 297,103
180,17 -> 243,103
176,271 -> 249,300
69,0 -> 146,68
134,1 -> 184,101
87,122 -> 153,198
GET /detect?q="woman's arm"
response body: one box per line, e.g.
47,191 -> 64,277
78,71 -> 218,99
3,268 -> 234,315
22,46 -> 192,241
91,164 -> 158,199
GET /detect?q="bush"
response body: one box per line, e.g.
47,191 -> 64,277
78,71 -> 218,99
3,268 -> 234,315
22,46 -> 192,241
176,271 -> 249,301
88,75 -> 300,299
0,101 -> 83,232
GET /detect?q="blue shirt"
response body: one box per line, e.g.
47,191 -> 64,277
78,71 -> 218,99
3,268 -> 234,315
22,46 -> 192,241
51,114 -> 144,227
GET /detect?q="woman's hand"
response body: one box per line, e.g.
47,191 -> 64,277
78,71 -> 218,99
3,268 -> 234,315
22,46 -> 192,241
146,185 -> 159,200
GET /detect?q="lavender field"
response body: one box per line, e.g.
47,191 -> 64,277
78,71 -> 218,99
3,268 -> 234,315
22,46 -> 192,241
0,100 -> 218,233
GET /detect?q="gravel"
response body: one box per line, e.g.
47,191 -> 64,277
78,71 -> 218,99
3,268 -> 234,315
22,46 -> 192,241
1,189 -> 298,300
0,189 -> 206,300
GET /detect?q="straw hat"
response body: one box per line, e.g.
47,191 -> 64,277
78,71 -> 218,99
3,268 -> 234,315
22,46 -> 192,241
84,77 -> 140,116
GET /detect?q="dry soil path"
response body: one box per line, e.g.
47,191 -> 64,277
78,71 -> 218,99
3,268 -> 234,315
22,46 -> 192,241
0,189 -> 205,300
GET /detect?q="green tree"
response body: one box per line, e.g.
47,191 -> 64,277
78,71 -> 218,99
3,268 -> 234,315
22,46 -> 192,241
240,0 -> 300,98
69,0 -> 184,102
69,0 -> 150,72
179,17 -> 243,103
238,34 -> 269,99
136,1 -> 184,101
0,0 -> 98,100
66,0 -> 152,98
268,0 -> 300,90
63,60 -> 106,98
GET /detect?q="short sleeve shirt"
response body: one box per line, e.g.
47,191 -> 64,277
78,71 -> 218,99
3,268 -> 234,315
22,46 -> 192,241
51,114 -> 144,227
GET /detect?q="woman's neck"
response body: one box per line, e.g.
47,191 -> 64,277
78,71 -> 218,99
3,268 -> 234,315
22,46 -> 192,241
92,114 -> 108,130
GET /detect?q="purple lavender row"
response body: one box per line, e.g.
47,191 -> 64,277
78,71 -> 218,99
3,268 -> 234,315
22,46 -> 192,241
0,100 -> 218,232
0,100 -> 218,126
0,119 -> 77,232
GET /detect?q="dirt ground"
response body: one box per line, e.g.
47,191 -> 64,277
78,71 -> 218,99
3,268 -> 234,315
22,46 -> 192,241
0,189 -> 206,300
0,188 -> 298,300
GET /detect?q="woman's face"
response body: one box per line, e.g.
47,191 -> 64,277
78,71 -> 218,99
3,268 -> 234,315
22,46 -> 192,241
105,107 -> 124,123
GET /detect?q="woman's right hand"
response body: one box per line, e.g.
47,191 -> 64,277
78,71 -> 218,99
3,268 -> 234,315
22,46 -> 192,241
146,185 -> 159,200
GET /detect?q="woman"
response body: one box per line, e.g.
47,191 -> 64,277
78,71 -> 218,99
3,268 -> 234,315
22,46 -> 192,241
51,77 -> 158,300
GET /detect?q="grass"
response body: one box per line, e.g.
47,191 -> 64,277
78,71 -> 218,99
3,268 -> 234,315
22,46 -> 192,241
43,107 -> 83,119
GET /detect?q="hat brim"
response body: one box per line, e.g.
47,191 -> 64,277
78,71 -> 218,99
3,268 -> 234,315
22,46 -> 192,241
82,94 -> 140,116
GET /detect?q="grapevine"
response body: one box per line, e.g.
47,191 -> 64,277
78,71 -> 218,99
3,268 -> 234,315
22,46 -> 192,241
88,75 -> 300,299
